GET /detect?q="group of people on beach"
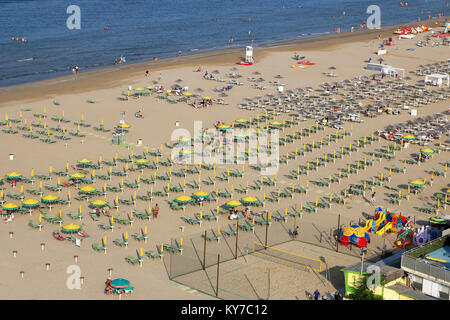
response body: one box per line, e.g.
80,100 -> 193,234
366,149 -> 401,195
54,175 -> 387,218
11,37 -> 27,43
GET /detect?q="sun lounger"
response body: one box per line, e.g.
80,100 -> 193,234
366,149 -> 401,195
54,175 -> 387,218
28,220 -> 42,229
145,250 -> 163,259
181,215 -> 202,226
98,222 -> 113,230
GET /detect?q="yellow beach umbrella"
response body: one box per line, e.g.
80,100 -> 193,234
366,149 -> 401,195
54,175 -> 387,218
61,223 -> 82,233
41,194 -> 60,203
2,202 -> 20,211
225,200 -> 242,208
79,185 -> 97,194
420,148 -> 435,155
408,179 -> 425,186
90,199 -> 108,207
22,198 -> 40,208
174,195 -> 192,204
6,172 -> 22,179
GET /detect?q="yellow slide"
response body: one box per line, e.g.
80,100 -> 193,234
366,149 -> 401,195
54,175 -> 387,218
364,219 -> 373,232
376,222 -> 392,236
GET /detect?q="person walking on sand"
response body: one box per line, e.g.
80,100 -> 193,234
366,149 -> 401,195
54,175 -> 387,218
158,73 -> 162,81
313,289 -> 320,300
154,204 -> 159,218
293,226 -> 299,239
371,192 -> 376,205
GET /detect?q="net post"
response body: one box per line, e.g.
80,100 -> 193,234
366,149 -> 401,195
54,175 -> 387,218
203,230 -> 207,270
216,254 -> 220,297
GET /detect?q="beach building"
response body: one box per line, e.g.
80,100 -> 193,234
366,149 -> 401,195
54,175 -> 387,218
341,251 -> 439,300
401,235 -> 450,300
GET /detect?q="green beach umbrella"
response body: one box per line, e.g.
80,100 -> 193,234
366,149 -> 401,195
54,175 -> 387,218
269,121 -> 283,127
6,172 -> 22,180
110,278 -> 130,289
225,200 -> 242,208
79,185 -> 97,194
2,202 -> 20,211
174,195 -> 192,204
217,124 -> 231,131
241,196 -> 258,205
135,158 -> 150,165
77,158 -> 93,165
90,199 -> 108,207
235,118 -> 249,124
61,223 -> 82,233
420,148 -> 435,155
22,198 -> 40,208
192,191 -> 209,199
408,179 -> 426,186
180,149 -> 193,155
69,173 -> 86,180
429,217 -> 446,225
41,194 -> 60,204
402,134 -> 416,141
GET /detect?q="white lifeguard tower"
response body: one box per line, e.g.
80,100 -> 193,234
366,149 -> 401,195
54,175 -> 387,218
245,46 -> 254,63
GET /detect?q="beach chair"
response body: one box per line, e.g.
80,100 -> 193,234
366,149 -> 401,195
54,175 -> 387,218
238,221 -> 255,232
163,243 -> 183,254
113,238 -> 127,247
145,250 -> 163,259
28,220 -> 42,229
201,231 -> 221,242
125,256 -> 140,265
98,222 -> 113,230
181,215 -> 202,226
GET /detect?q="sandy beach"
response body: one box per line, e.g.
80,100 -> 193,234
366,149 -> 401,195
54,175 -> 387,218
0,17 -> 448,300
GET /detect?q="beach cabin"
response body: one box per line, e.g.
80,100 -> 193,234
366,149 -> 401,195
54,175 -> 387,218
425,74 -> 449,87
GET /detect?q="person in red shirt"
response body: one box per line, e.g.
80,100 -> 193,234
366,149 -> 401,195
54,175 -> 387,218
154,204 -> 159,218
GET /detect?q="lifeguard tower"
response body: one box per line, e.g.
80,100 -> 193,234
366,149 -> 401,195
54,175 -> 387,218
245,46 -> 254,63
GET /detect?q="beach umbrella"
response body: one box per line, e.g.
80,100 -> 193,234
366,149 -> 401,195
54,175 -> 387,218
178,136 -> 191,143
77,158 -> 92,166
445,188 -> 450,195
135,158 -> 150,166
234,132 -> 248,140
145,86 -> 155,90
79,186 -> 97,194
241,196 -> 258,205
61,223 -> 82,234
420,148 -> 435,155
429,217 -> 446,225
174,195 -> 192,204
269,121 -> 283,127
179,149 -> 193,155
235,118 -> 249,124
192,191 -> 209,198
402,134 -> 416,141
134,88 -> 145,95
90,199 -> 108,207
2,202 -> 20,211
183,92 -> 194,96
117,123 -> 131,129
22,198 -> 40,208
41,195 -> 60,204
225,200 -> 242,208
217,124 -> 231,131
110,278 -> 130,289
202,96 -> 213,100
6,172 -> 22,180
69,173 -> 86,180
192,191 -> 209,202
408,179 -> 425,186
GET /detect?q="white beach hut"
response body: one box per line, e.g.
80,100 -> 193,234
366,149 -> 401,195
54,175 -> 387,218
425,74 -> 449,87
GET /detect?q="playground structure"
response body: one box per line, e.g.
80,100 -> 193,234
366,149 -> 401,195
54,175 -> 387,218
338,225 -> 370,248
394,227 -> 414,248
364,207 -> 411,236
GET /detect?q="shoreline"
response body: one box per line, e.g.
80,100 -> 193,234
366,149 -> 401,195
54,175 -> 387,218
0,17 -> 447,107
